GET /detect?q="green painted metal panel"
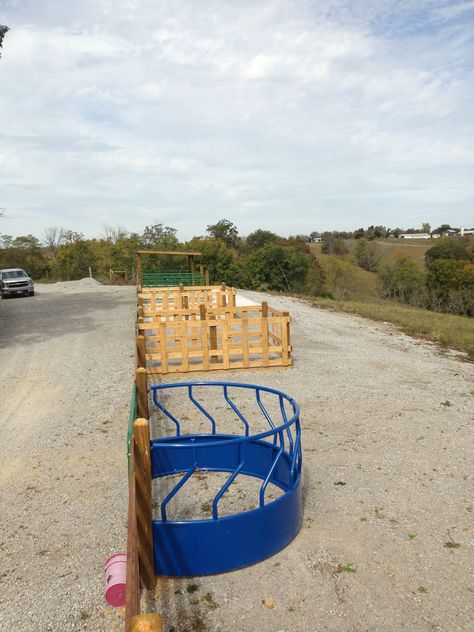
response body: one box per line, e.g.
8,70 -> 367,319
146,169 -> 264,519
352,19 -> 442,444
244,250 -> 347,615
142,269 -> 206,287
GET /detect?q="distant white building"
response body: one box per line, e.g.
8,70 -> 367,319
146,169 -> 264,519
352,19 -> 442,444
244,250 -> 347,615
399,233 -> 432,239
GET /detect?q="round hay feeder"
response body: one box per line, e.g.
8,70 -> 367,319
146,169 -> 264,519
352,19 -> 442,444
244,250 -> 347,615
150,382 -> 302,576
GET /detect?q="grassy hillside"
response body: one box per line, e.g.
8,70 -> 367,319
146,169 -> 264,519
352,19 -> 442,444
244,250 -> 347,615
308,238 -> 473,359
310,297 -> 474,360
346,238 -> 436,264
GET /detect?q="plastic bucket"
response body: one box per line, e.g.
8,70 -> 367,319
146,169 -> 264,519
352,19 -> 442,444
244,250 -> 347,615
104,553 -> 126,607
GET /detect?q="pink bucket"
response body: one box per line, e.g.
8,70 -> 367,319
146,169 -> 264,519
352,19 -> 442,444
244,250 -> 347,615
104,553 -> 127,607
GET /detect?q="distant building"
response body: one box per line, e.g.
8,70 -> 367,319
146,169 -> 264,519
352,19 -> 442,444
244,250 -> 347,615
399,233 -> 432,239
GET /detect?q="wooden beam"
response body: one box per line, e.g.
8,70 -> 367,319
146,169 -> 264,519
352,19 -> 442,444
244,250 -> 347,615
136,335 -> 146,369
136,368 -> 149,418
133,418 -> 155,590
131,614 -> 163,632
125,438 -> 140,632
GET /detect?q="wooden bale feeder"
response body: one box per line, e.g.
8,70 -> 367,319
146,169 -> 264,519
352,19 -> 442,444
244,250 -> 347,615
137,301 -> 291,375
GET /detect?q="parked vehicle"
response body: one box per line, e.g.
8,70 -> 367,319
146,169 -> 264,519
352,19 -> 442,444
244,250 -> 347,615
0,268 -> 35,298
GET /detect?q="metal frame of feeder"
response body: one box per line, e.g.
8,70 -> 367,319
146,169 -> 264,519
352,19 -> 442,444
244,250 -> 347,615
149,381 -> 303,576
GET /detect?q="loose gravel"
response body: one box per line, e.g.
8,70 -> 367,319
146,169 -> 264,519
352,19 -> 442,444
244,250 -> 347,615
1,284 -> 473,632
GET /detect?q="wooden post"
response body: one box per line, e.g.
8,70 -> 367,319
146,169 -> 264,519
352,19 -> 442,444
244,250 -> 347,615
136,368 -> 149,419
209,315 -> 218,364
159,322 -> 168,374
190,256 -> 195,286
125,438 -> 140,632
133,418 -> 155,590
137,335 -> 146,369
88,266 -> 92,279
282,311 -> 291,365
131,614 -> 163,632
110,268 -> 113,282
261,302 -> 269,364
136,254 -> 142,288
221,282 -> 227,307
204,268 -> 210,286
242,311 -> 250,368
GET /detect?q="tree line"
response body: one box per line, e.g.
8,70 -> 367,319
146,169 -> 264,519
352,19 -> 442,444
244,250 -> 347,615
1,219 -> 472,316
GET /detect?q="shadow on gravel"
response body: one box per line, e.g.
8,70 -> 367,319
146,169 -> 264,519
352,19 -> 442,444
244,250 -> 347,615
0,290 -> 130,349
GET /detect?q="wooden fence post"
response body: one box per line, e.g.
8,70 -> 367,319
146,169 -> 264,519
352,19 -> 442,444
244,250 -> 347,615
220,282 -> 227,307
133,418 -> 155,590
282,311 -> 291,365
209,315 -> 218,364
125,437 -> 140,632
204,268 -> 210,286
199,304 -> 210,371
136,368 -> 149,419
131,614 -> 163,631
136,335 -> 146,369
261,301 -> 269,364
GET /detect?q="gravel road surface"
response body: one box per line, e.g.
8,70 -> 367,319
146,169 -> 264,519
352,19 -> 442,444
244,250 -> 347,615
1,283 -> 473,632
0,280 -> 135,631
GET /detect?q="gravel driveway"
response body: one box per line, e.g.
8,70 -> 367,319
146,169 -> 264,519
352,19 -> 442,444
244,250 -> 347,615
1,283 -> 472,632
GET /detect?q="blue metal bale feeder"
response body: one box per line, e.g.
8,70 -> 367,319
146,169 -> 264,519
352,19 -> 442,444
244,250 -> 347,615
150,382 -> 303,576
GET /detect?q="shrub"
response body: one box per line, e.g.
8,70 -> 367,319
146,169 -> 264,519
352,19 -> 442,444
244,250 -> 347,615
378,257 -> 426,306
323,256 -> 365,300
354,238 -> 380,272
244,244 -> 310,292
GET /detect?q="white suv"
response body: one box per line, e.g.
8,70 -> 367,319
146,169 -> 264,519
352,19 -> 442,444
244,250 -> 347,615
0,268 -> 35,298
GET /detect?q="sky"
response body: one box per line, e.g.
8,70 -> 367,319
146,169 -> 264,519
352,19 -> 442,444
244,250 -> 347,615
0,0 -> 473,241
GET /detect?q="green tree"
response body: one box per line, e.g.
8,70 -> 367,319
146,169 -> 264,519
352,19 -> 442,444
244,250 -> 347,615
306,255 -> 326,296
187,237 -> 243,285
54,240 -> 97,280
206,219 -> 239,249
354,238 -> 380,272
244,244 -> 309,292
321,236 -> 348,255
0,234 -> 48,278
378,257 -> 426,306
140,224 -> 178,249
245,229 -> 279,252
323,256 -> 365,300
426,258 -> 474,315
0,25 -> 9,58
425,238 -> 471,265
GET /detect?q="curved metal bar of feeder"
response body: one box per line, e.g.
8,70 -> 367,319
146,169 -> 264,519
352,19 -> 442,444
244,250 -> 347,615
223,385 -> 249,436
255,388 -> 276,429
259,442 -> 284,507
188,385 -> 216,434
161,464 -> 197,522
212,461 -> 245,520
290,430 -> 301,479
152,389 -> 181,436
279,395 -> 294,457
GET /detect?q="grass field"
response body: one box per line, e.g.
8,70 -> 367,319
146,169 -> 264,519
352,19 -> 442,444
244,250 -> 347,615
311,238 -> 435,265
310,297 -> 474,360
307,239 -> 473,359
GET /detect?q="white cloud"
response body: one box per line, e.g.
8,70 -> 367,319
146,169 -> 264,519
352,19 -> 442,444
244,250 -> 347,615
0,1 -> 473,238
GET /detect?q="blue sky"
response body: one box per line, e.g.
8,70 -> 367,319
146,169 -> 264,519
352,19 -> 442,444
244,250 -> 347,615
0,0 -> 473,240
